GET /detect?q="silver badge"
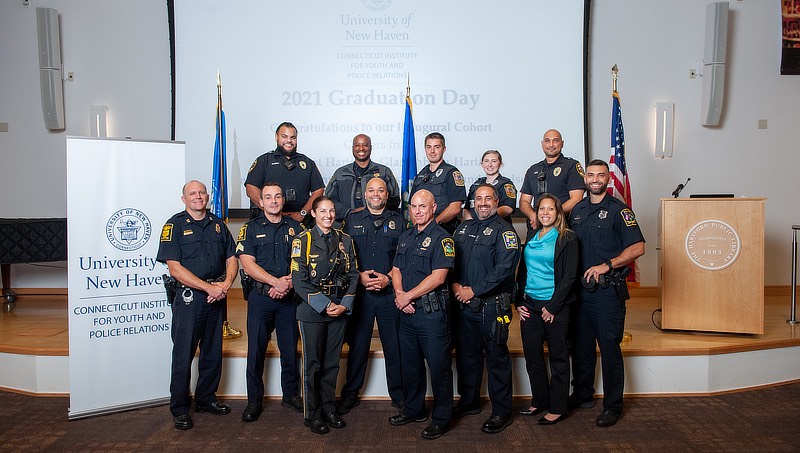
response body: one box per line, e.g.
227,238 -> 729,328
182,288 -> 193,305
483,227 -> 493,235
388,220 -> 396,230
311,270 -> 317,278
435,169 -> 443,177
599,210 -> 608,219
422,237 -> 431,247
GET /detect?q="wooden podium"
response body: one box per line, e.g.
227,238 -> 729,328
659,198 -> 765,334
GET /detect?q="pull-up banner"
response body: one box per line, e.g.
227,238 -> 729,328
66,137 -> 185,419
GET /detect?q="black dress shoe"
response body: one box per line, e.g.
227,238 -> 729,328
389,413 -> 428,426
304,417 -> 330,434
281,395 -> 303,413
324,411 -> 346,429
596,409 -> 621,427
421,423 -> 449,440
452,405 -> 481,419
537,414 -> 564,425
242,404 -> 262,422
173,414 -> 193,430
481,415 -> 512,434
194,401 -> 231,415
567,395 -> 596,410
518,407 -> 546,416
337,393 -> 360,415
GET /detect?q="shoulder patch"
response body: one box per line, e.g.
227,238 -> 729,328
160,224 -> 173,242
291,238 -> 302,258
291,260 -> 299,272
442,237 -> 456,257
620,208 -> 637,227
236,242 -> 244,253
248,159 -> 258,173
502,231 -> 518,249
453,170 -> 465,187
504,183 -> 516,199
576,162 -> 585,177
237,224 -> 247,242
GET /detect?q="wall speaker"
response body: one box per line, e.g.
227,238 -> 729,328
701,2 -> 729,127
36,7 -> 65,130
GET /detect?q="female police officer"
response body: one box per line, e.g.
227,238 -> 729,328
291,196 -> 359,434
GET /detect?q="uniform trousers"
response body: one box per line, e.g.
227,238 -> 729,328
299,318 -> 347,419
520,305 -> 570,415
342,289 -> 403,406
245,292 -> 300,405
398,307 -> 453,426
453,302 -> 513,417
169,290 -> 224,417
570,295 -> 626,412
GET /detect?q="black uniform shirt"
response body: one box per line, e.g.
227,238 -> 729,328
393,221 -> 455,291
465,175 -> 517,221
235,213 -> 302,278
410,161 -> 467,216
570,194 -> 645,274
344,208 -> 405,275
244,147 -> 325,213
453,214 -> 520,298
156,211 -> 235,281
520,154 -> 585,206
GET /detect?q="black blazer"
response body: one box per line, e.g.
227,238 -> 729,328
515,229 -> 579,316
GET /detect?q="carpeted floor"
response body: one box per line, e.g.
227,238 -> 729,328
2,383 -> 800,452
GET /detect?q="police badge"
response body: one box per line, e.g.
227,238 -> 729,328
599,210 -> 608,219
299,161 -> 307,169
422,237 -> 432,248
435,169 -> 443,177
553,167 -> 562,177
483,227 -> 493,236
388,220 -> 396,230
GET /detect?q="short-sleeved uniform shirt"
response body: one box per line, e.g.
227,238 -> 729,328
452,214 -> 519,298
244,148 -> 325,213
393,221 -> 455,291
156,211 -> 236,281
570,194 -> 645,299
410,162 -> 467,217
344,208 -> 405,275
465,175 -> 517,222
235,213 -> 302,278
520,154 -> 585,207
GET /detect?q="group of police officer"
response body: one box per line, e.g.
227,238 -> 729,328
156,123 -> 645,437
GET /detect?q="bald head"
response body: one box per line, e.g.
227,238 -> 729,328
541,129 -> 564,161
410,189 -> 436,230
352,134 -> 372,165
365,176 -> 388,212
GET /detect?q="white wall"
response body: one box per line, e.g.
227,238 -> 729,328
588,0 -> 799,286
1,0 -> 798,288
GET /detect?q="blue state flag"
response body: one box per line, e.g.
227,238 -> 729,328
401,95 -> 417,219
211,103 -> 228,222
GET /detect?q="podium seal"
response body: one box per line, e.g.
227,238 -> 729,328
684,219 -> 741,270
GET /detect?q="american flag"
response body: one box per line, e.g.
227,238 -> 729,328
608,90 -> 639,284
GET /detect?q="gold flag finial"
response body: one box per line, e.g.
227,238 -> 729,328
611,64 -> 618,93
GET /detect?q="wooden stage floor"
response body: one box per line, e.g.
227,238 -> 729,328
3,290 -> 800,358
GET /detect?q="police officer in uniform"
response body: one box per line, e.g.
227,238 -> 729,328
389,189 -> 455,440
451,184 -> 520,434
568,159 -> 645,428
410,132 -> 467,234
245,122 -> 325,223
519,129 -> 585,230
463,150 -> 517,224
338,177 -> 406,414
325,134 -> 401,226
236,182 -> 304,422
291,196 -> 359,435
156,180 -> 238,430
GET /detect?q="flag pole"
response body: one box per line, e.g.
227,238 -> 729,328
611,64 -> 618,94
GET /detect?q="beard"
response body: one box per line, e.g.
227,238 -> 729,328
587,183 -> 608,195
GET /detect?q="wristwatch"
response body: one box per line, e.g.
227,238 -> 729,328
604,260 -> 614,271
299,209 -> 307,216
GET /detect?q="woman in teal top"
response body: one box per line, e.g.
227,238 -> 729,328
515,193 -> 579,425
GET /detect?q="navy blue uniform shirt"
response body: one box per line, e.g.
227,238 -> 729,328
244,148 -> 325,213
410,162 -> 467,217
453,214 -> 520,298
156,211 -> 235,280
344,208 -> 405,275
393,221 -> 455,291
465,175 -> 517,221
235,213 -> 302,277
520,154 -> 585,206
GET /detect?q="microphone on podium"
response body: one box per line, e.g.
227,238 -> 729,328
672,178 -> 691,198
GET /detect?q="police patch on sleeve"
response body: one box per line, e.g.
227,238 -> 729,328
237,224 -> 247,242
576,162 -> 585,177
502,231 -> 518,249
453,170 -> 465,187
620,208 -> 638,227
504,183 -> 516,199
160,224 -> 173,242
236,242 -> 244,253
442,238 -> 456,257
248,159 -> 258,173
291,260 -> 299,272
291,238 -> 302,258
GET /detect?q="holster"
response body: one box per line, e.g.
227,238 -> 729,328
609,266 -> 632,301
162,274 -> 177,305
492,292 -> 513,345
239,269 -> 254,301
